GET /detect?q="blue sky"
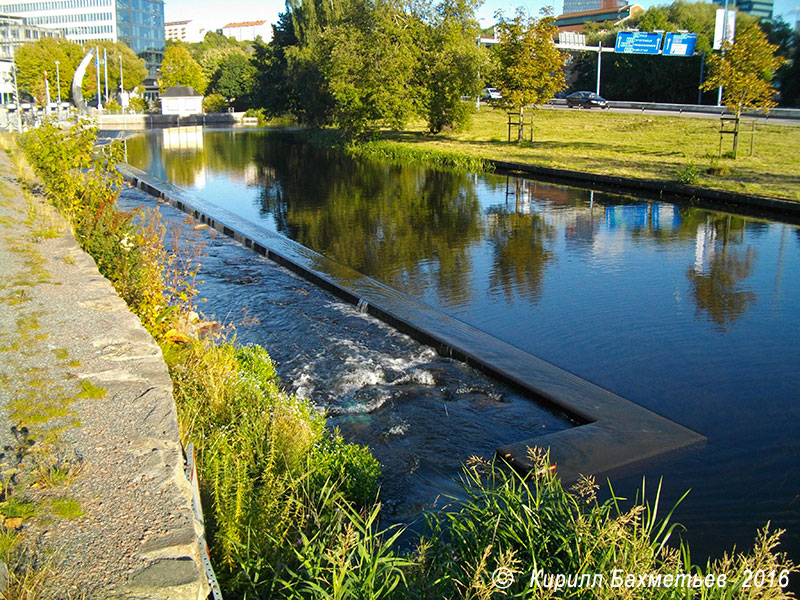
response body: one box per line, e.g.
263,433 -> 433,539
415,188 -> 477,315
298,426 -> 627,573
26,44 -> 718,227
164,0 -> 799,35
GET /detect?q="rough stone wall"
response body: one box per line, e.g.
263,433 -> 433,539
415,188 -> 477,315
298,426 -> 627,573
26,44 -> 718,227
0,152 -> 209,598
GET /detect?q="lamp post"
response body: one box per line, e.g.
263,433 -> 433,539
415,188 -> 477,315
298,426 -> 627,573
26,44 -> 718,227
54,60 -> 61,118
103,47 -> 109,104
54,60 -> 61,103
95,46 -> 102,110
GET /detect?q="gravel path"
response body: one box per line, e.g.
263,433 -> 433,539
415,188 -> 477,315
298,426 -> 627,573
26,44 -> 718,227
0,151 -> 207,598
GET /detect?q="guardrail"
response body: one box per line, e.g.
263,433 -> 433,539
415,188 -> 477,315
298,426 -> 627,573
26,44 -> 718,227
549,98 -> 800,120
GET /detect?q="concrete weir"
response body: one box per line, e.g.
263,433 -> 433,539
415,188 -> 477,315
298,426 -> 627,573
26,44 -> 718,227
120,164 -> 705,482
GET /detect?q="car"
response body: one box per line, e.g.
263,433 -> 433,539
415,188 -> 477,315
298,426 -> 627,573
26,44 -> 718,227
566,91 -> 608,109
481,87 -> 502,101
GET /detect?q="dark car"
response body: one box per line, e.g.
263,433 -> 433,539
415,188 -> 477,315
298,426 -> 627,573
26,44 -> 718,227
566,91 -> 608,109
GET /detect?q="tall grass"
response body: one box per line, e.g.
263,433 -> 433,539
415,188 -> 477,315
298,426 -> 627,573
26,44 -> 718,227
17,124 -> 798,599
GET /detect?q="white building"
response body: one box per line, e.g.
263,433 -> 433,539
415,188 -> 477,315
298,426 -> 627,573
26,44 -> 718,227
165,19 -> 206,43
221,20 -> 270,42
160,85 -> 202,116
0,14 -> 63,103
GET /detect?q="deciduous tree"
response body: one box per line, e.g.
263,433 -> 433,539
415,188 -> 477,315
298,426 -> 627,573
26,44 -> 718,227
208,52 -> 256,109
418,0 -> 486,133
494,8 -> 565,142
14,38 -> 84,105
700,21 -> 785,119
158,44 -> 208,94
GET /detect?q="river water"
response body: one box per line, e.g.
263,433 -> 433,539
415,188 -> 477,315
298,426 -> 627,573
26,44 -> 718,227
124,127 -> 800,565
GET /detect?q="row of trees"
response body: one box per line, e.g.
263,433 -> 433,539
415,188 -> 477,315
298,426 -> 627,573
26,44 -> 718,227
10,0 -> 789,136
158,0 -> 564,139
14,38 -> 147,106
158,0 -> 786,139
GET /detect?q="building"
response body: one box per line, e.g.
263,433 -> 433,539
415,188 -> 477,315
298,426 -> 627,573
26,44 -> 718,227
0,14 -> 63,103
221,20 -> 270,42
0,0 -> 165,85
160,85 -> 201,116
713,0 -> 773,20
562,0 -> 627,16
556,4 -> 643,32
165,19 -> 206,43
0,13 -> 62,60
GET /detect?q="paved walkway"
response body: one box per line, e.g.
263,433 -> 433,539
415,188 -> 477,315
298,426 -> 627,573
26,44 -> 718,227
0,150 -> 207,598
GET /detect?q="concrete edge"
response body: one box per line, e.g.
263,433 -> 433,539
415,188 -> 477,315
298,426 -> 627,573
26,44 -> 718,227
119,163 -> 706,483
489,160 -> 800,222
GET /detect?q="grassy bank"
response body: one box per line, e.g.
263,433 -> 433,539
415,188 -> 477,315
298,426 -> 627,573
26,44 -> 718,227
372,106 -> 800,201
15,122 -> 799,599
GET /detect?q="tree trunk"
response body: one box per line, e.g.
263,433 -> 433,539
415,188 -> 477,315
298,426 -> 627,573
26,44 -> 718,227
518,105 -> 524,143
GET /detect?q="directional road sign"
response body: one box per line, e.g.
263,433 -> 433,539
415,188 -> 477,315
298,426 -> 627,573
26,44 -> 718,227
614,31 -> 663,54
663,32 -> 698,56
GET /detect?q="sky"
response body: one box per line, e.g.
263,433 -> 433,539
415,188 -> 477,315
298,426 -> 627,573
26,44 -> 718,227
163,0 -> 799,36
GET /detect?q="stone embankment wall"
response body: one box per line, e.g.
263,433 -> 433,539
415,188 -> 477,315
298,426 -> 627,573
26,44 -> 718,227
0,152 -> 209,598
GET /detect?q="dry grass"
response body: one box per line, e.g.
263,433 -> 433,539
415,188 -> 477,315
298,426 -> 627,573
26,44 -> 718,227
380,106 -> 800,200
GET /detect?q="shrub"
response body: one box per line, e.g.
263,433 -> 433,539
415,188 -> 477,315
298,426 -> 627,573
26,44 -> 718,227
104,100 -> 121,114
677,162 -> 701,185
203,93 -> 228,114
128,96 -> 148,114
308,432 -> 381,507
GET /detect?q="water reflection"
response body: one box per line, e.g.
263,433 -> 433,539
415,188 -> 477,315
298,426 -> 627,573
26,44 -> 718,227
125,127 -> 800,568
124,128 -> 779,331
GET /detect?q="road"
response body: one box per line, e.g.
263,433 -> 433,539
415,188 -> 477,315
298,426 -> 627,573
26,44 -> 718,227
541,103 -> 800,126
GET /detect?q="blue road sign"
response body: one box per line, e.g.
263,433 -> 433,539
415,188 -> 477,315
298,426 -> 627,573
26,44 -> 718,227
663,32 -> 698,56
614,31 -> 663,54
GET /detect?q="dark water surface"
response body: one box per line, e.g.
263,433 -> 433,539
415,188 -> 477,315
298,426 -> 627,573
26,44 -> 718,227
125,127 -> 800,565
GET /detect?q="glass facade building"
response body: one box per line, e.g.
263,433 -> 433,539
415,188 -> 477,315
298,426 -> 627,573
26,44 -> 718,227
713,0 -> 773,20
0,0 -> 164,82
115,0 -> 163,80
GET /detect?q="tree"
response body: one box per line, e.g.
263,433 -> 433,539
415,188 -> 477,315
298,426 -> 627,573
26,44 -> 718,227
14,38 -> 84,105
208,52 -> 257,109
81,41 -> 147,102
158,44 -> 208,94
700,22 -> 785,119
418,0 -> 486,133
315,0 -> 417,138
494,8 -> 565,142
14,38 -> 145,106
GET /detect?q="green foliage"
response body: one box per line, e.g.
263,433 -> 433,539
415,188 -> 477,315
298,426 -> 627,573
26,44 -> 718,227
308,433 -> 381,506
13,38 -> 85,106
677,162 -> 701,184
165,339 -> 380,596
202,93 -> 229,113
494,8 -> 566,141
76,379 -> 106,399
128,96 -> 148,114
701,22 -> 786,118
20,122 -> 166,334
208,52 -> 257,109
159,44 -> 208,94
80,41 -> 148,100
417,0 -> 485,133
314,0 -> 418,138
346,138 -> 491,171
573,2 -> 762,104
0,496 -> 37,519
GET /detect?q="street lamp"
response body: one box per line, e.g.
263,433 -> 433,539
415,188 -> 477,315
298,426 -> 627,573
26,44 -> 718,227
54,60 -> 61,116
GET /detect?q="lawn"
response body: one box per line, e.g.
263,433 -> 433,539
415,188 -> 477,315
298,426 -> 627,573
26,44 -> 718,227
381,106 -> 800,201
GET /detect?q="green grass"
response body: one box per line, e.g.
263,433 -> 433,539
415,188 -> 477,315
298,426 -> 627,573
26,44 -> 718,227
76,380 -> 106,400
50,497 -> 83,520
0,497 -> 38,520
377,106 -> 800,200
